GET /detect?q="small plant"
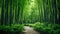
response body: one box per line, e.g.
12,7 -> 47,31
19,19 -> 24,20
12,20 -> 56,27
28,24 -> 34,27
33,22 -> 60,34
0,24 -> 24,34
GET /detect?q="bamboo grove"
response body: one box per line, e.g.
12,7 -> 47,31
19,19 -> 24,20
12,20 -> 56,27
0,0 -> 60,25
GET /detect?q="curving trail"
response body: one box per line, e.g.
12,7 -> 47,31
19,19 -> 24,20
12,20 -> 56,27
24,26 -> 40,34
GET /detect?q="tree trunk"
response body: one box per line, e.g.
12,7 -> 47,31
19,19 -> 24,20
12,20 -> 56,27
1,0 -> 4,25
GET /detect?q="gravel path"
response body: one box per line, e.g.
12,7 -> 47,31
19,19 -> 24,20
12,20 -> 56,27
24,26 -> 40,34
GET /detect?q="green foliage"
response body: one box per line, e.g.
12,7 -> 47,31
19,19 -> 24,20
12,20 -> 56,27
0,24 -> 24,34
11,24 -> 24,32
28,24 -> 34,27
33,22 -> 60,34
25,24 -> 34,27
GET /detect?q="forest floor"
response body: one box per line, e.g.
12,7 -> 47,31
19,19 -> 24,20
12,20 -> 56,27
24,26 -> 40,34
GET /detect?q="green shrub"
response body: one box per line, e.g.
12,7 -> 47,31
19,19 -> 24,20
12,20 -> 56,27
28,24 -> 34,27
0,24 -> 24,34
33,22 -> 60,34
24,23 -> 34,27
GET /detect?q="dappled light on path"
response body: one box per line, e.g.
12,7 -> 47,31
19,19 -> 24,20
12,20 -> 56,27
24,26 -> 40,34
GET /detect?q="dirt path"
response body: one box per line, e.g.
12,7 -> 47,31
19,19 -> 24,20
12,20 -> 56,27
24,26 -> 40,34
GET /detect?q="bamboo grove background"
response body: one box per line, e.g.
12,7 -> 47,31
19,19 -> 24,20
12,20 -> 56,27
0,0 -> 60,25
